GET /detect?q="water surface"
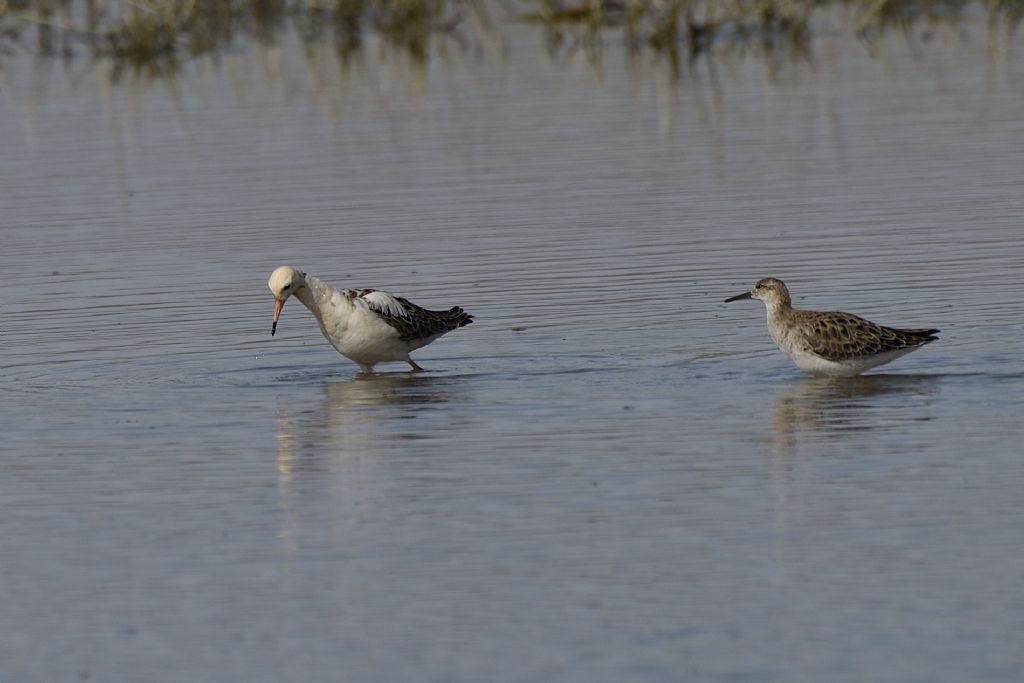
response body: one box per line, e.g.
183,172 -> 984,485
2,21 -> 1024,683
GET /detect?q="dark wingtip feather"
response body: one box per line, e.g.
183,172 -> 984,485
905,328 -> 940,344
449,306 -> 474,327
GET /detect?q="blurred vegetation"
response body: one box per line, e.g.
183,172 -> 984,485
528,0 -> 1024,70
0,0 -> 1021,73
0,0 -> 488,73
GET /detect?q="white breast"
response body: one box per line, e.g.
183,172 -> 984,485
300,279 -> 411,364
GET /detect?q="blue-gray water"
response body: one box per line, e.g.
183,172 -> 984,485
3,21 -> 1024,683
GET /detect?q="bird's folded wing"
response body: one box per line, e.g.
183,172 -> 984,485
353,289 -> 410,318
348,288 -> 459,341
798,312 -> 921,361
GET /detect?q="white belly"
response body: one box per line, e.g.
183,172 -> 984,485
319,312 -> 412,364
304,296 -> 413,365
786,346 -> 918,377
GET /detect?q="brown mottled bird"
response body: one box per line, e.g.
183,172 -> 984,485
268,266 -> 473,373
725,278 -> 938,376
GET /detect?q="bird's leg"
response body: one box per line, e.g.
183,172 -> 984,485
406,357 -> 425,372
357,363 -> 375,375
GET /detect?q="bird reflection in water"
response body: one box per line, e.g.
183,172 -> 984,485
275,373 -> 461,479
771,374 -> 940,453
272,373 -> 464,547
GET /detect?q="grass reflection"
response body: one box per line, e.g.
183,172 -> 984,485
0,0 -> 486,74
530,0 -> 1022,66
0,0 -> 1021,74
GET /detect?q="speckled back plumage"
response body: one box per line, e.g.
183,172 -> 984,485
725,277 -> 940,376
789,310 -> 939,361
345,288 -> 474,342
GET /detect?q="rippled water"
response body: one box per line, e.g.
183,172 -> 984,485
3,22 -> 1024,683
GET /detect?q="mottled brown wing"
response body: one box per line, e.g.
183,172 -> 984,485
347,288 -> 473,342
794,311 -> 939,361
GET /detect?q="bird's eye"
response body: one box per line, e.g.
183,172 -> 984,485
283,284 -> 291,290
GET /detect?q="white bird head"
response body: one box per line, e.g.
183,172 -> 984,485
268,265 -> 306,336
725,277 -> 792,308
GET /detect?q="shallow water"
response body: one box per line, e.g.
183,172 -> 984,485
3,21 -> 1024,683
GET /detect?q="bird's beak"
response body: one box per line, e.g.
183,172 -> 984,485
724,291 -> 753,303
271,298 -> 284,336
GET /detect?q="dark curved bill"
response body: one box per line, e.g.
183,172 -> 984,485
724,292 -> 753,303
